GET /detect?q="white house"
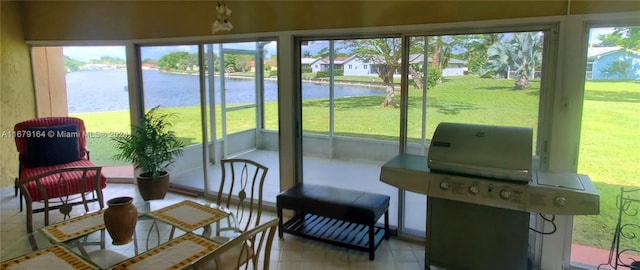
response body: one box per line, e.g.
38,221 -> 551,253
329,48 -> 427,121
441,58 -> 468,76
301,57 -> 328,73
342,56 -> 373,76
341,54 -> 468,77
586,46 -> 640,80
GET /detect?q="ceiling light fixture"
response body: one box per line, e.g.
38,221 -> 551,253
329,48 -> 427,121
212,0 -> 233,34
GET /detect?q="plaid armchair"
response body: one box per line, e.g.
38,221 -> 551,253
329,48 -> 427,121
14,117 -> 107,212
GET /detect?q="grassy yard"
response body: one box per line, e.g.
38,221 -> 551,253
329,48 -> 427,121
572,80 -> 640,253
71,76 -> 639,251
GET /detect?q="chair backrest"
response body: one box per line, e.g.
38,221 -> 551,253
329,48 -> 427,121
215,159 -> 268,232
192,218 -> 279,270
14,117 -> 88,160
16,166 -> 105,233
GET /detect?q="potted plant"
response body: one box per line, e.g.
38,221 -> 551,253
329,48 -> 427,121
112,106 -> 185,200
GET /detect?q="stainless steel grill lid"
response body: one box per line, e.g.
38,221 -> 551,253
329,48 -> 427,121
428,122 -> 533,182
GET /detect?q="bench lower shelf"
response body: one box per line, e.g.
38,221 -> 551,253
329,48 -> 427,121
280,213 -> 387,260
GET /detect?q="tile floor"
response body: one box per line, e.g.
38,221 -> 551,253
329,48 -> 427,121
0,183 -> 427,270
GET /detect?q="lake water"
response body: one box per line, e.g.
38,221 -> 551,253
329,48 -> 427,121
66,70 -> 386,113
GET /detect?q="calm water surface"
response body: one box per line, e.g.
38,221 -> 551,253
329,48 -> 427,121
66,70 -> 385,113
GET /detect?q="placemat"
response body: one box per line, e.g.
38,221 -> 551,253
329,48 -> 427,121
110,233 -> 219,270
42,209 -> 106,242
1,245 -> 97,270
147,200 -> 230,232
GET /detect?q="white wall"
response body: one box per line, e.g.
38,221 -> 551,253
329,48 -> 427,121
311,60 -> 327,73
343,58 -> 372,76
441,67 -> 466,76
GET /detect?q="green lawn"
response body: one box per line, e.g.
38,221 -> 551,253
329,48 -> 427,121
71,77 -> 639,251
573,80 -> 640,253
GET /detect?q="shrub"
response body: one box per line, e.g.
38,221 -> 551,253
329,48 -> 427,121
315,69 -> 344,78
302,66 -> 312,73
315,70 -> 330,78
426,69 -> 441,89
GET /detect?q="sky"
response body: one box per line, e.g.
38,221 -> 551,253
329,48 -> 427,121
588,27 -> 615,45
64,42 -> 279,62
64,46 -> 126,62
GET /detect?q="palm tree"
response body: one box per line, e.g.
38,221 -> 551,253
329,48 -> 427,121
482,32 -> 543,89
462,33 -> 503,75
483,41 -> 511,78
511,32 -> 543,89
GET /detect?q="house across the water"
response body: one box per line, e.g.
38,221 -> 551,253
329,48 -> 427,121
587,46 -> 640,80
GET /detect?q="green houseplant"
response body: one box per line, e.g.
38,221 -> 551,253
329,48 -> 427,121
112,106 -> 185,200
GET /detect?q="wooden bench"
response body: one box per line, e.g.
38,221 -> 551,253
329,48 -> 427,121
276,183 -> 390,260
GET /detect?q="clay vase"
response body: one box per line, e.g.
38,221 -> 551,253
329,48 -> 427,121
104,196 -> 137,245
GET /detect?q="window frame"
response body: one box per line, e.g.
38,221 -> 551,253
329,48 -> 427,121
294,23 -> 561,266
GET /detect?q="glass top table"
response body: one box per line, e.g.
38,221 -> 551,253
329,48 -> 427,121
0,198 -> 238,269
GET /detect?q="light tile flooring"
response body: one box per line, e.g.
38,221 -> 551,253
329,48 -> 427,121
170,149 -> 425,235
0,183 -> 427,270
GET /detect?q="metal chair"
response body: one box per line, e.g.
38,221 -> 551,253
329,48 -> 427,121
164,158 -> 268,243
598,187 -> 640,270
192,218 -> 279,270
215,158 -> 269,233
15,166 -> 105,233
16,166 -> 107,258
17,167 -> 129,267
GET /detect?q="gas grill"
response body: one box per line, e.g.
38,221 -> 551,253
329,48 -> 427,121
379,122 -> 600,270
428,122 -> 533,182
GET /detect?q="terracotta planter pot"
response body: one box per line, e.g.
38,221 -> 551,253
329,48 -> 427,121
104,196 -> 137,245
137,171 -> 170,201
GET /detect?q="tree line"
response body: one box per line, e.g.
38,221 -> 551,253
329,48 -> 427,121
64,56 -> 126,72
155,52 -> 277,73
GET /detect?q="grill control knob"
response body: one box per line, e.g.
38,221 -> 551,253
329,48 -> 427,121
439,181 -> 450,190
499,190 -> 512,200
469,185 -> 480,195
554,197 -> 567,208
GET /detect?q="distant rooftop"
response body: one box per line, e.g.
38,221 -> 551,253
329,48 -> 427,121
587,46 -> 621,58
